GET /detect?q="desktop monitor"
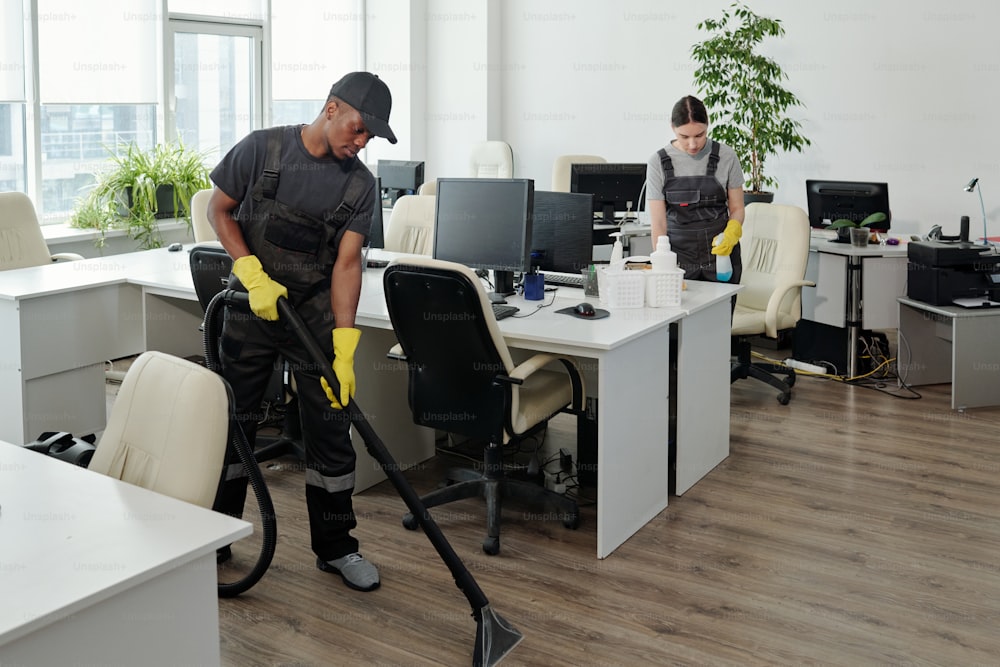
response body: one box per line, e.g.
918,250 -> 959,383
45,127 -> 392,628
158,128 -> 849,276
433,178 -> 535,297
529,191 -> 594,274
806,179 -> 892,231
367,177 -> 385,249
378,159 -> 425,205
570,162 -> 647,222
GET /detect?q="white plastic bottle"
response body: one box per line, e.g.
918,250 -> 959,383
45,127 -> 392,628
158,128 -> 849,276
609,232 -> 625,270
650,236 -> 677,272
713,233 -> 733,282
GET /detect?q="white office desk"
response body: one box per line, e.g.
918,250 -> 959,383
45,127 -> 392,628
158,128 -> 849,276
368,254 -> 740,556
0,247 -> 738,558
0,441 -> 252,666
803,235 -> 909,376
0,257 -> 148,444
897,296 -> 1000,409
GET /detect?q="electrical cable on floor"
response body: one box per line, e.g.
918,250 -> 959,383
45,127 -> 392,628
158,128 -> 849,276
751,349 -> 923,400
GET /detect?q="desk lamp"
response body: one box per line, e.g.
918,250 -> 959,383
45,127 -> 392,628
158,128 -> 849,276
964,177 -> 990,246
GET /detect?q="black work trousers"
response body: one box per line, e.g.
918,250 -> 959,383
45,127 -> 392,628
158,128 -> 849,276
214,296 -> 359,561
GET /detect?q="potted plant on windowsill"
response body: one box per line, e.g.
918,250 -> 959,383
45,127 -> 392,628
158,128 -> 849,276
70,140 -> 211,250
690,2 -> 811,204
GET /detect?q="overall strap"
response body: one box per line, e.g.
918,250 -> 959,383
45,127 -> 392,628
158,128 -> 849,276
259,126 -> 284,200
329,164 -> 368,226
705,141 -> 721,177
657,148 -> 673,179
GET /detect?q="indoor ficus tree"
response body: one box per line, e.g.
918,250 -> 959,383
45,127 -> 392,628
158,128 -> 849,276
691,2 -> 811,197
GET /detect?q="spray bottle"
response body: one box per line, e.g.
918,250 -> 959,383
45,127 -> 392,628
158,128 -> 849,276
712,233 -> 733,282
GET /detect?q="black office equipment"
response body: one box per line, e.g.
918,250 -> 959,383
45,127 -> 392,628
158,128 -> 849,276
378,159 -> 425,205
433,177 -> 535,298
570,162 -> 646,222
368,176 -> 385,249
907,240 -> 1000,305
491,303 -> 519,320
792,319 -> 889,377
529,190 -> 593,275
806,180 -> 891,241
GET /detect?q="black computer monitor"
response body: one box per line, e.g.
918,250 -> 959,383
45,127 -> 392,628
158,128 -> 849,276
433,178 -> 535,297
570,162 -> 647,222
806,179 -> 891,232
367,177 -> 385,249
529,191 -> 593,274
378,159 -> 425,205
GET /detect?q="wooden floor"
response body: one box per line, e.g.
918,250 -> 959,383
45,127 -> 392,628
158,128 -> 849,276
199,361 -> 1000,667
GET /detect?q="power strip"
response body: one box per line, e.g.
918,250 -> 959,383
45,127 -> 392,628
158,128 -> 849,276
784,358 -> 826,374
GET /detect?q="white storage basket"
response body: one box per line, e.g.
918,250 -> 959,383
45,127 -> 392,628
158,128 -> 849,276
598,267 -> 645,308
645,268 -> 684,308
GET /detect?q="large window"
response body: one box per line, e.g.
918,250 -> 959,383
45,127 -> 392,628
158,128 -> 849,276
1,0 -> 26,193
36,0 -> 159,222
270,0 -> 362,126
168,20 -> 262,167
14,0 -> 368,224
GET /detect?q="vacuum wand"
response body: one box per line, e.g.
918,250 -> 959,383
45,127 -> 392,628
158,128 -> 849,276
267,295 -> 522,667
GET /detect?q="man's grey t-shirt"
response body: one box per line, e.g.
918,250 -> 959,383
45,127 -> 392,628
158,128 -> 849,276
211,124 -> 375,242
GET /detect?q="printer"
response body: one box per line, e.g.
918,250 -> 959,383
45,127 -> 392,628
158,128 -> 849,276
907,240 -> 1000,305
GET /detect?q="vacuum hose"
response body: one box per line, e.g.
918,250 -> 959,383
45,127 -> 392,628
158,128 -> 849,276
203,289 -> 277,598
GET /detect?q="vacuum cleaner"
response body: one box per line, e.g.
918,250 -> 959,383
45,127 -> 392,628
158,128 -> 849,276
216,289 -> 523,666
201,289 -> 278,598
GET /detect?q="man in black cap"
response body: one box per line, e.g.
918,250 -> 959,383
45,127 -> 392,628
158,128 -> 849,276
206,72 -> 396,592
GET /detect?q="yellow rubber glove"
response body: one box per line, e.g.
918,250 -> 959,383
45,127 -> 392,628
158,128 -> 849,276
711,219 -> 742,256
321,328 -> 362,410
232,255 -> 288,321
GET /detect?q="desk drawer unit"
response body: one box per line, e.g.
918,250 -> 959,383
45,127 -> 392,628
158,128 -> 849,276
0,284 -> 144,443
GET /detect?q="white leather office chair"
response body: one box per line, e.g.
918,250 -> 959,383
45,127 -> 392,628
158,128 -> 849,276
0,192 -> 84,270
469,141 -> 513,178
551,154 -> 606,192
89,351 -> 230,509
190,188 -> 216,242
731,202 -> 815,404
384,194 -> 436,255
417,180 -> 437,195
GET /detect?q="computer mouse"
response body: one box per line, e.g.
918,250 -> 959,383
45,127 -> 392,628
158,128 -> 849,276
574,302 -> 596,317
167,242 -> 183,252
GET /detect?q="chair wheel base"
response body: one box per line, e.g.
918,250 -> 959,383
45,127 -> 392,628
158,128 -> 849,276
563,512 -> 580,530
402,513 -> 419,530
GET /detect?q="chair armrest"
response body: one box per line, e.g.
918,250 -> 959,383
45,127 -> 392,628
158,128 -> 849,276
508,353 -> 585,411
764,279 -> 815,337
386,343 -> 407,361
51,252 -> 85,262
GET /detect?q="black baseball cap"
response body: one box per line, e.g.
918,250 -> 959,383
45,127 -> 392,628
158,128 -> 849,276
329,72 -> 397,144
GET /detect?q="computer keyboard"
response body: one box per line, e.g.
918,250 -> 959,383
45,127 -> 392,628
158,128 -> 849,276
543,272 -> 584,288
491,304 -> 519,320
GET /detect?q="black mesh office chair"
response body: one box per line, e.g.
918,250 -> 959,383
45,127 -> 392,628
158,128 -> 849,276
383,256 -> 583,555
188,244 -> 304,462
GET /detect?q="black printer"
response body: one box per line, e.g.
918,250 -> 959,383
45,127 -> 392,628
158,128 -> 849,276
907,240 -> 1000,305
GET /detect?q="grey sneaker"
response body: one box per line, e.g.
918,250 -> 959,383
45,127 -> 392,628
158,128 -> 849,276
317,552 -> 381,591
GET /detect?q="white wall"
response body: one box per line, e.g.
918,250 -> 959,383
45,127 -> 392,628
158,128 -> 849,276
379,0 -> 1000,238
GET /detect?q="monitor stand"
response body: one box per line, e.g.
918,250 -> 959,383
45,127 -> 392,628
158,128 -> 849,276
601,202 -> 616,223
492,270 -> 516,298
